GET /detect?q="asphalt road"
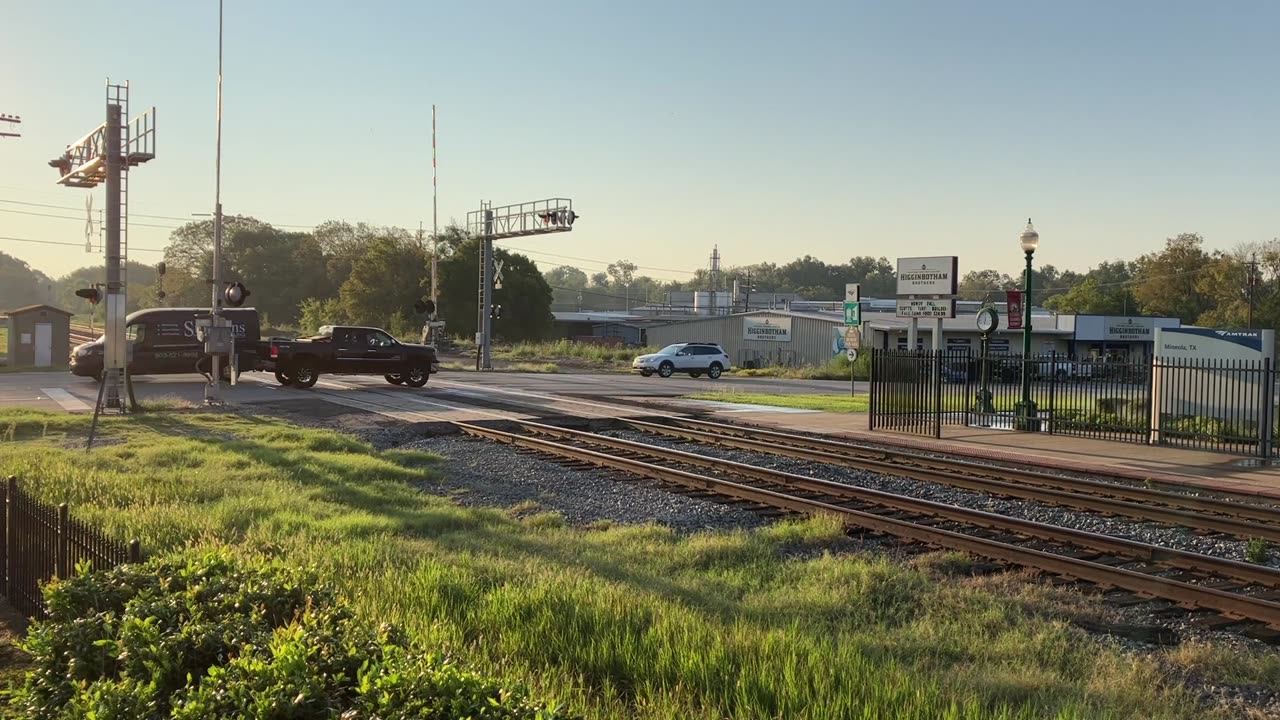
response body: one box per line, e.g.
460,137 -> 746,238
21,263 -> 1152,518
0,369 -> 864,420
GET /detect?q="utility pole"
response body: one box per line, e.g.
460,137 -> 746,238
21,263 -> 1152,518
1248,252 -> 1259,329
709,245 -> 721,315
205,0 -> 228,404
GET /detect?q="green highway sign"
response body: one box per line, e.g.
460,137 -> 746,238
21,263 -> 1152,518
844,301 -> 861,326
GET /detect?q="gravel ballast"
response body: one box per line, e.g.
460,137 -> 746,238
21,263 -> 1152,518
599,429 -> 1280,567
398,433 -> 767,532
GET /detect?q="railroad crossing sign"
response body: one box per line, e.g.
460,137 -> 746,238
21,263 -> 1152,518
844,283 -> 861,326
494,259 -> 504,290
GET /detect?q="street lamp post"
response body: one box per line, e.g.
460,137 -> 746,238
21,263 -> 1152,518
1015,218 -> 1039,431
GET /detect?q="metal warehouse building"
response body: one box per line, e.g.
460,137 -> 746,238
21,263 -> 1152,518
645,310 -> 848,368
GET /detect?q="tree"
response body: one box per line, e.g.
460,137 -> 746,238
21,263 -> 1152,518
162,215 -> 273,281
957,269 -> 1014,301
544,265 -> 588,290
844,257 -> 896,297
338,236 -> 431,336
438,236 -> 553,342
1133,233 -> 1212,321
606,260 -> 638,289
0,251 -> 48,311
229,230 -> 328,325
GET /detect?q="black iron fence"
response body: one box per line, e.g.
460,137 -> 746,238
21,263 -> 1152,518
870,349 -> 1280,457
1,476 -> 141,619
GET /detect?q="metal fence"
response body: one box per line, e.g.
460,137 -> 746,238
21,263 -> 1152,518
870,349 -> 1280,457
1,476 -> 141,619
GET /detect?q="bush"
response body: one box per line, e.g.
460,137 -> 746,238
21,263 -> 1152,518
10,552 -> 574,720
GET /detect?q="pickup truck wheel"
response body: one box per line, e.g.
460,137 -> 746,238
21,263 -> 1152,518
291,365 -> 319,389
385,374 -> 405,385
404,366 -> 429,388
274,369 -> 294,386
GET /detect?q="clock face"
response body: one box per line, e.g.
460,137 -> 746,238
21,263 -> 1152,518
977,308 -> 997,333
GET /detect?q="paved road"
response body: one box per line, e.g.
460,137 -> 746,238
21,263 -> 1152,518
0,369 -> 864,420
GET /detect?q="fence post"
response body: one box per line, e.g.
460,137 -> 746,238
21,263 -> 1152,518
56,503 -> 70,580
128,539 -> 142,564
1048,350 -> 1058,435
1262,357 -> 1274,458
4,476 -> 14,599
868,350 -> 877,432
933,351 -> 943,439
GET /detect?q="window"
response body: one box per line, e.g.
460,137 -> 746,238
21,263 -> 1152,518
338,330 -> 366,349
126,324 -> 146,344
368,330 -> 396,348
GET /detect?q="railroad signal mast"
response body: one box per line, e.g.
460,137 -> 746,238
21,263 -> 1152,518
48,80 -> 156,415
466,198 -> 578,370
0,114 -> 21,139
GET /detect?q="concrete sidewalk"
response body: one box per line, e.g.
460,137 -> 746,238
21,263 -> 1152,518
688,405 -> 1280,501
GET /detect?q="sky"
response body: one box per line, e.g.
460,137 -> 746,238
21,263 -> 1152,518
1,1 -> 1278,283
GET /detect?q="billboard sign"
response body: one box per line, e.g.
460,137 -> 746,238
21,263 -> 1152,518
896,256 -> 958,296
743,316 -> 792,342
896,298 -> 956,318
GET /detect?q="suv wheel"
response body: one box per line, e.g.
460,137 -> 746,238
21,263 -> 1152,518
688,371 -> 702,378
640,368 -> 654,377
707,362 -> 723,379
404,366 -> 429,388
658,361 -> 674,378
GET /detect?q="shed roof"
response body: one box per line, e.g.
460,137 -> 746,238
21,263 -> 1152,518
2,304 -> 74,317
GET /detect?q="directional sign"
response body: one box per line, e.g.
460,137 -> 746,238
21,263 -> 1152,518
844,302 -> 861,326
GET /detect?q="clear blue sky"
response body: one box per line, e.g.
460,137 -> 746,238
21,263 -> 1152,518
2,1 -> 1277,282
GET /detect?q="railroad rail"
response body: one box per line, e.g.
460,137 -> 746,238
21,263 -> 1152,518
69,324 -> 96,345
619,417 -> 1280,542
455,419 -> 1280,631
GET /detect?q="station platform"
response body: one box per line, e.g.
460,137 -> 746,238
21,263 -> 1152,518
703,407 -> 1280,502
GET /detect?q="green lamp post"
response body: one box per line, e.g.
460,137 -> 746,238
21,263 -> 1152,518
1015,219 -> 1039,431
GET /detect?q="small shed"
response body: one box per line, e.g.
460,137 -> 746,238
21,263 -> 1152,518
3,305 -> 73,369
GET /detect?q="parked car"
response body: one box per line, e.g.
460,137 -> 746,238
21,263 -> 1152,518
264,325 -> 439,388
632,343 -> 731,379
70,307 -> 261,382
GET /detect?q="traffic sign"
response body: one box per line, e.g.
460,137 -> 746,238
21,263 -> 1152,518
843,302 -> 860,326
847,348 -> 858,362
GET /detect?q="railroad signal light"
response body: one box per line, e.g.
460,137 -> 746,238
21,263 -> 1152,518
490,304 -> 502,320
75,287 -> 102,305
538,210 -> 579,228
413,299 -> 436,315
156,290 -> 167,300
156,261 -> 166,277
223,282 -> 250,307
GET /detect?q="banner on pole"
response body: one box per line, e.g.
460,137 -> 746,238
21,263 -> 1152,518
1006,291 -> 1024,330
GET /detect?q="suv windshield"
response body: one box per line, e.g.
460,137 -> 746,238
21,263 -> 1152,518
657,344 -> 686,355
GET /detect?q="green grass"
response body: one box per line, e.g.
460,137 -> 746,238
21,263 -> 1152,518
0,409 -> 1256,719
495,339 -> 650,366
732,354 -> 869,381
687,391 -> 869,413
439,361 -> 561,374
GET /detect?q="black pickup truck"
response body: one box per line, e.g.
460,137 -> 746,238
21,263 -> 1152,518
264,325 -> 440,388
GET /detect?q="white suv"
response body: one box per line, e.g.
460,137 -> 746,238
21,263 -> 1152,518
632,343 -> 731,379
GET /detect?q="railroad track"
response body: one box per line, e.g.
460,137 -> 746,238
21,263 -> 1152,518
617,417 -> 1280,542
69,324 -> 96,345
455,418 -> 1280,633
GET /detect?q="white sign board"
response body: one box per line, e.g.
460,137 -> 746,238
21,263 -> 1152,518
743,316 -> 792,342
1151,328 -> 1276,450
845,283 -> 860,302
896,298 -> 956,318
896,256 -> 958,296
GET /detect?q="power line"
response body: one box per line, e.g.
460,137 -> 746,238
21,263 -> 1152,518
0,197 -> 332,229
497,243 -> 696,277
0,206 -> 183,230
0,235 -> 164,253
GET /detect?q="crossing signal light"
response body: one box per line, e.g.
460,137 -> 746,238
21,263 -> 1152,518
490,304 -> 502,320
224,282 -> 250,307
538,210 -> 579,227
75,287 -> 101,305
413,299 -> 436,315
156,261 -> 166,277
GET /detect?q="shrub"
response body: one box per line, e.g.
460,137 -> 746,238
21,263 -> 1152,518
1247,538 -> 1269,564
10,552 -> 574,720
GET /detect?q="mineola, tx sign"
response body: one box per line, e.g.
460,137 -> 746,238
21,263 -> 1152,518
895,256 -> 958,297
